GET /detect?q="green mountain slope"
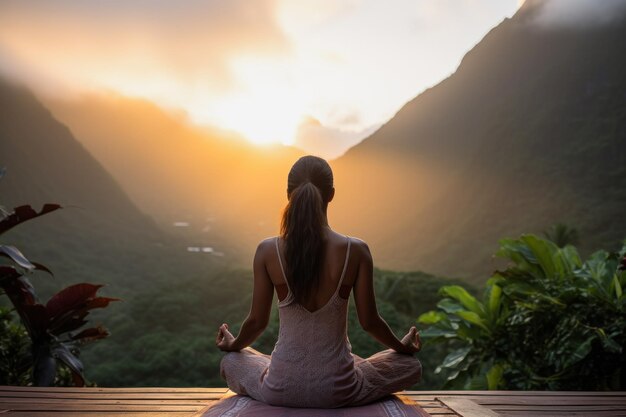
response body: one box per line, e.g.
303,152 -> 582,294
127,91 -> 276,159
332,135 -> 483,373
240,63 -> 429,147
0,78 -> 240,300
333,2 -> 626,281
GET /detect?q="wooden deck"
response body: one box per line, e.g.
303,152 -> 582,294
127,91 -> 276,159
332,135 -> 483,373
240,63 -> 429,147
0,386 -> 625,416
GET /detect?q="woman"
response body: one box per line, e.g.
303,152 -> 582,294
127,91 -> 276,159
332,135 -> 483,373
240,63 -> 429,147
216,155 -> 421,408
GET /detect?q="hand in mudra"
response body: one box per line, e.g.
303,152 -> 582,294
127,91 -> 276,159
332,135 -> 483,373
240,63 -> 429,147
399,326 -> 421,355
216,323 -> 237,352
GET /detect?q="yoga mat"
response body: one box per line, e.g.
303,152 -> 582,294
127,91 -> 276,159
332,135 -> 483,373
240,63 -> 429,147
199,393 -> 431,417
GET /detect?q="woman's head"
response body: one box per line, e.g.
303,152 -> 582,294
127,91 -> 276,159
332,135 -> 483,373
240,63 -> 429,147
280,156 -> 334,304
286,155 -> 334,207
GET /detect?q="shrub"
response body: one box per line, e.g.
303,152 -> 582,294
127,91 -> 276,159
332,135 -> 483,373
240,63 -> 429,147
419,234 -> 626,390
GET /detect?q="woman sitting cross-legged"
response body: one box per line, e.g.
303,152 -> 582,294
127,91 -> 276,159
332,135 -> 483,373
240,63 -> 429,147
216,155 -> 422,408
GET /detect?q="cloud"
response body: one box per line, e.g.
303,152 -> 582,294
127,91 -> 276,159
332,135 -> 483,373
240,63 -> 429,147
0,0 -> 290,96
294,116 -> 379,159
522,0 -> 626,27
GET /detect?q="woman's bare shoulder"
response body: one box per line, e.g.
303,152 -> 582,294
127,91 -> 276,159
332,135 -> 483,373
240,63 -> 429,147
345,236 -> 372,261
255,236 -> 279,259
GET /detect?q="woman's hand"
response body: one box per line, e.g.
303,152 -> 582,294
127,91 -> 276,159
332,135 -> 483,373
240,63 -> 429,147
215,323 -> 239,352
398,326 -> 422,355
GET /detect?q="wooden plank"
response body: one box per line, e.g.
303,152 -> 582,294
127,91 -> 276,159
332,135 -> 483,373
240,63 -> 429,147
0,386 -> 227,393
490,405 -> 626,411
413,401 -> 447,407
472,396 -> 626,406
0,403 -> 204,412
438,397 -> 500,417
423,408 -> 457,415
407,391 -> 626,397
0,392 -> 223,400
4,413 -> 197,417
405,395 -> 445,401
0,398 -> 210,405
499,412 -> 626,417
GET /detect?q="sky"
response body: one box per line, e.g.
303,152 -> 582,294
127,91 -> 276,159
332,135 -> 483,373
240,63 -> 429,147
0,0 -> 521,157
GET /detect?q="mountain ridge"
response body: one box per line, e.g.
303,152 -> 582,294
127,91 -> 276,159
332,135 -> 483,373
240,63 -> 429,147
332,4 -> 626,280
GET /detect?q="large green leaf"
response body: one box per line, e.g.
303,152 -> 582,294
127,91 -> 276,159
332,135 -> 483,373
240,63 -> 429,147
420,326 -> 457,339
455,322 -> 484,341
560,245 -> 582,271
437,298 -> 464,314
521,235 -> 560,279
486,363 -> 504,390
613,274 -> 623,299
418,310 -> 447,325
497,238 -> 541,276
488,284 -> 502,321
455,310 -> 490,332
440,286 -> 484,315
441,346 -> 472,369
562,335 -> 595,369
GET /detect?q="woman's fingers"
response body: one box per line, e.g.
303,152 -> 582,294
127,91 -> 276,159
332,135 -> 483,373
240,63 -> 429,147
215,323 -> 230,345
414,331 -> 422,351
407,326 -> 421,352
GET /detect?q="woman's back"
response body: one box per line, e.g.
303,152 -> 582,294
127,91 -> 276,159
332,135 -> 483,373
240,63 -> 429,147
262,235 -> 357,407
271,230 -> 354,312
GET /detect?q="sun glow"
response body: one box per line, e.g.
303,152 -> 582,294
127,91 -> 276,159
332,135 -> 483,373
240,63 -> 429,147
197,56 -> 304,146
207,92 -> 302,146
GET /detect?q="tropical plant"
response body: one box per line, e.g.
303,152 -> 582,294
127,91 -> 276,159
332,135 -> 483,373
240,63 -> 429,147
418,234 -> 626,390
0,204 -> 118,386
543,223 -> 580,248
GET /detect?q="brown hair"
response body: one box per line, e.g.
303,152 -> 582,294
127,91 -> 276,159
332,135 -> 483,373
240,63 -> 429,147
280,156 -> 334,304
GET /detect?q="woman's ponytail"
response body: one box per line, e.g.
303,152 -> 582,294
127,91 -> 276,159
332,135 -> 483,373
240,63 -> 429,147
280,156 -> 334,304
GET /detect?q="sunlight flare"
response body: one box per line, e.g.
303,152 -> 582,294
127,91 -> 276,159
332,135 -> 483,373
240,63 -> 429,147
205,57 -> 303,146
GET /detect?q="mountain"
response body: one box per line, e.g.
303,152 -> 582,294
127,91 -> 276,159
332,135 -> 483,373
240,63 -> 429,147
45,93 -> 304,265
332,1 -> 626,281
0,79 -> 230,297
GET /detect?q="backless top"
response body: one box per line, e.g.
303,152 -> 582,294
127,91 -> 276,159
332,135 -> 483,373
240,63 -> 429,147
261,236 -> 359,407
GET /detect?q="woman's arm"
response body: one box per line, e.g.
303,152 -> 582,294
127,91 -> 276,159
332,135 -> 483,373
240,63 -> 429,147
216,240 -> 274,352
352,240 -> 420,355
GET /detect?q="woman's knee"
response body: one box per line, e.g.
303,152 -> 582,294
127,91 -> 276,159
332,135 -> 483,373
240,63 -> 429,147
220,351 -> 238,379
406,357 -> 422,385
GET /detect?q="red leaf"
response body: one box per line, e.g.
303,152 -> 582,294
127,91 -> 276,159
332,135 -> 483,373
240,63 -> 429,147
0,204 -> 62,235
46,283 -> 103,319
85,297 -> 120,310
0,265 -> 22,283
51,315 -> 89,335
71,325 -> 110,342
32,262 -> 54,276
2,276 -> 37,306
40,204 -> 62,215
14,205 -> 37,220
